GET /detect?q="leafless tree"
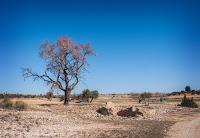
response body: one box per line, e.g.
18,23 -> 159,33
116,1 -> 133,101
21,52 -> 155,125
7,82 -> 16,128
22,36 -> 95,105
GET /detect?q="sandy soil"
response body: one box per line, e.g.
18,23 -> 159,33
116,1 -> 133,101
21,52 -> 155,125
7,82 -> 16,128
0,97 -> 200,138
166,113 -> 200,138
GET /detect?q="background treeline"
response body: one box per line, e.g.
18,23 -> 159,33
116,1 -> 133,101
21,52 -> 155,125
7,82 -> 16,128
168,86 -> 200,96
168,90 -> 200,96
0,89 -> 99,103
0,92 -> 49,99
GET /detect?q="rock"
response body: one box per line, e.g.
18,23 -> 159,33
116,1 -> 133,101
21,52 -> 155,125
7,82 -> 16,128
97,107 -> 116,116
97,107 -> 111,115
130,106 -> 139,112
97,102 -> 116,116
117,106 -> 142,117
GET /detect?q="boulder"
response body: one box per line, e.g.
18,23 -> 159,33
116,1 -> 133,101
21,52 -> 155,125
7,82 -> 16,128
97,107 -> 112,115
117,106 -> 142,117
130,106 -> 139,112
97,102 -> 116,116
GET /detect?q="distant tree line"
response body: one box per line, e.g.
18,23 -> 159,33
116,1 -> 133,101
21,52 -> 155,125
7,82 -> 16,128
0,89 -> 100,103
168,86 -> 200,96
0,92 -> 49,99
60,89 -> 99,103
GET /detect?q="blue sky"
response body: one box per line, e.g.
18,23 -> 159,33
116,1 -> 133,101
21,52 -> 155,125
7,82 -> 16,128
0,0 -> 200,94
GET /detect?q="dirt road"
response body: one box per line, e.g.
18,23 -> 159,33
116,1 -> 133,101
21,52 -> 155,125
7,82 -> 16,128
167,114 -> 200,138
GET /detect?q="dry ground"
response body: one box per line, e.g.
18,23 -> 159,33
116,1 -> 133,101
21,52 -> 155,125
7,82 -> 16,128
0,95 -> 200,138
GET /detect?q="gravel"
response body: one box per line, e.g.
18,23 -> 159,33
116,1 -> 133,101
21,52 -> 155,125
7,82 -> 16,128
0,103 -> 187,138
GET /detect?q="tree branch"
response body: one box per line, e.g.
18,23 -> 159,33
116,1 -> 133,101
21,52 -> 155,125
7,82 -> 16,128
22,68 -> 65,91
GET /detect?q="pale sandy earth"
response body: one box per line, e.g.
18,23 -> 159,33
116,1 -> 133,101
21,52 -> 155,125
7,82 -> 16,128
0,97 -> 200,138
166,113 -> 200,138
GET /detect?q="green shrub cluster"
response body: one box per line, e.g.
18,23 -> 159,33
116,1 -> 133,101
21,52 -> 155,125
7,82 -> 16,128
82,89 -> 99,103
178,94 -> 198,108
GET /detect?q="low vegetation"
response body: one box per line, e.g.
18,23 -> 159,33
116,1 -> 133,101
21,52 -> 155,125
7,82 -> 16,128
0,92 -> 46,99
0,97 -> 27,110
82,89 -> 99,103
14,101 -> 28,111
0,97 -> 13,109
138,92 -> 152,105
46,92 -> 53,101
169,86 -> 200,96
178,94 -> 198,108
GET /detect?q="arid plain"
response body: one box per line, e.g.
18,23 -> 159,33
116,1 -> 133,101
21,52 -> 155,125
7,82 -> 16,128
1,94 -> 200,138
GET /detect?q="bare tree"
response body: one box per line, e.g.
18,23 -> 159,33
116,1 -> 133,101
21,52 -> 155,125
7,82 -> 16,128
23,37 -> 94,105
139,92 -> 152,105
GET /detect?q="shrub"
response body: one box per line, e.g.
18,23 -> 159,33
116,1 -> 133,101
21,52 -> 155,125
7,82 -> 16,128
14,101 -> 28,111
0,98 -> 28,110
139,92 -> 152,105
90,90 -> 99,103
82,89 -> 99,103
160,97 -> 163,102
46,92 -> 53,101
0,97 -> 13,109
178,94 -> 198,108
82,89 -> 91,102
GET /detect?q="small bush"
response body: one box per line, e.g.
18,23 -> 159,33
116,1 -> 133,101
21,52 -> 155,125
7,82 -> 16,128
82,89 -> 91,102
82,89 -> 99,103
139,92 -> 152,105
14,101 -> 28,111
90,90 -> 99,103
0,98 -> 28,110
46,92 -> 53,101
178,94 -> 198,108
0,97 -> 13,109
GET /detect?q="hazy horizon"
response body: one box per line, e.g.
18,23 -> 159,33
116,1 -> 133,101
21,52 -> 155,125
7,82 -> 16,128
0,0 -> 200,94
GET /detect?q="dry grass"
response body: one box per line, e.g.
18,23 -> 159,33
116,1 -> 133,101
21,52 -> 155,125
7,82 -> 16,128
1,94 -> 200,138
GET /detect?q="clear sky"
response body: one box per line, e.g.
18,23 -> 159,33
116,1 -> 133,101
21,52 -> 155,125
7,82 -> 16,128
0,0 -> 200,94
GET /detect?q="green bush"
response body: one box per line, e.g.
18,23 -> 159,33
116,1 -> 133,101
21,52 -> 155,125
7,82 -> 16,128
82,89 -> 91,102
0,97 -> 13,109
90,90 -> 99,103
82,89 -> 99,103
14,101 -> 28,111
160,97 -> 163,102
178,94 -> 198,108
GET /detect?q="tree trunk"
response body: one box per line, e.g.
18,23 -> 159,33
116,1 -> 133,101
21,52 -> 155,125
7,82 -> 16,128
64,90 -> 70,105
90,97 -> 94,103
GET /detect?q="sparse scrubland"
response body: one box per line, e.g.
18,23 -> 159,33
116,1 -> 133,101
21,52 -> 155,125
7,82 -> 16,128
0,97 -> 27,111
0,92 -> 200,138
